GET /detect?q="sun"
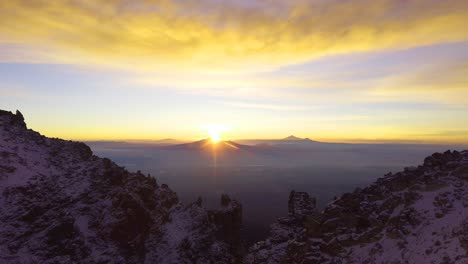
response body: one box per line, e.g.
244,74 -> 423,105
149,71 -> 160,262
208,127 -> 222,143
205,124 -> 230,144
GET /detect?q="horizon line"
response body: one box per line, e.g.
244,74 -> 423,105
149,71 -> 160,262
80,137 -> 468,146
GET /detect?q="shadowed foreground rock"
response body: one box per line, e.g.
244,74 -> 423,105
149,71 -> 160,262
246,150 -> 468,263
0,110 -> 242,263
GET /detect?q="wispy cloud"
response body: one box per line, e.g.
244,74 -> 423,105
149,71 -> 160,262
416,130 -> 468,137
0,83 -> 31,98
370,60 -> 468,104
0,0 -> 467,71
219,101 -> 316,111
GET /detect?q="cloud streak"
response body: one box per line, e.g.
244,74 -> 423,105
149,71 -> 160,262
219,101 -> 317,111
1,0 -> 467,71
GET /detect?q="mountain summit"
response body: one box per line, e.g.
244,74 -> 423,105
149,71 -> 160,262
167,138 -> 252,152
279,135 -> 318,144
283,135 -> 303,140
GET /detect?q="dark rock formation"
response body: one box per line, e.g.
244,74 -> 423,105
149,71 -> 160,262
246,150 -> 468,263
0,109 -> 26,129
0,110 -> 242,263
209,194 -> 243,261
288,190 -> 317,218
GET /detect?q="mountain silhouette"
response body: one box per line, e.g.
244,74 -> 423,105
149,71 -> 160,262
283,135 -> 305,141
165,138 -> 253,152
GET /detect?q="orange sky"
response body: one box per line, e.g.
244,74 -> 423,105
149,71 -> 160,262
1,0 -> 468,143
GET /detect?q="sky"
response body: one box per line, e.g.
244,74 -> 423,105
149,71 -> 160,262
0,0 -> 467,143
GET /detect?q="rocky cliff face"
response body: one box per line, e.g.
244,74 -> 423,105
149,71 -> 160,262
0,110 -> 242,263
246,150 -> 468,263
2,109 -> 467,264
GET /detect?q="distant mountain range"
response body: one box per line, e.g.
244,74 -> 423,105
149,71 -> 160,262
85,134 -> 462,169
237,135 -> 319,146
87,135 -> 319,148
86,138 -> 183,146
163,135 -> 321,153
165,138 -> 254,152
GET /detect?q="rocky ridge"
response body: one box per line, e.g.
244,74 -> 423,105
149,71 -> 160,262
246,150 -> 468,263
0,110 -> 242,263
1,109 -> 467,263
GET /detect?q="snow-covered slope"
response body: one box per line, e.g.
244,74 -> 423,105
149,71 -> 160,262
246,151 -> 468,263
2,109 -> 467,263
0,110 -> 242,264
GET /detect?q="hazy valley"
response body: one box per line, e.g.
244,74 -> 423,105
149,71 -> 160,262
86,136 -> 465,244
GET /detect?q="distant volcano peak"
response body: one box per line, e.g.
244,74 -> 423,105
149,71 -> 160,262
166,138 -> 251,152
283,135 -> 304,140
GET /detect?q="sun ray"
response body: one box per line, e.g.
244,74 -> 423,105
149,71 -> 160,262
224,141 -> 240,150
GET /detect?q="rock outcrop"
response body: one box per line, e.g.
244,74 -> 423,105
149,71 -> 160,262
246,150 -> 468,263
0,110 -> 242,263
2,109 -> 467,263
209,194 -> 243,254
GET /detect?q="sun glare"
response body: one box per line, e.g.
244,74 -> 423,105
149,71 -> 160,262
208,128 -> 222,143
205,124 -> 230,144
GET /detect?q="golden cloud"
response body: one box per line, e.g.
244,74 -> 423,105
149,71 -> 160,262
0,0 -> 467,71
369,61 -> 468,106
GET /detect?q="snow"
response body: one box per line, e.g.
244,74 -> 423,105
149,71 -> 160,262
247,150 -> 468,264
0,111 -> 238,263
163,208 -> 192,248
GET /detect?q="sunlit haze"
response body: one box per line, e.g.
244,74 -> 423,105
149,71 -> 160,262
2,2 -> 468,262
1,0 -> 468,143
